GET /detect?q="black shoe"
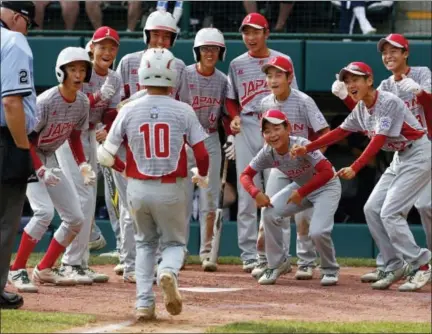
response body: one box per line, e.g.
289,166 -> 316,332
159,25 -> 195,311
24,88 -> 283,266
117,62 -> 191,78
0,291 -> 24,309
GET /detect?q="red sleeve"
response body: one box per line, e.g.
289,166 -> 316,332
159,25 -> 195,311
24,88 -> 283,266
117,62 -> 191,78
417,91 -> 432,136
226,98 -> 240,119
343,96 -> 356,111
221,114 -> 233,136
350,134 -> 386,174
112,155 -> 125,173
297,159 -> 334,198
122,84 -> 131,100
68,130 -> 86,165
29,142 -> 43,170
86,93 -> 101,108
102,108 -> 118,132
240,165 -> 260,199
306,127 -> 351,152
192,141 -> 209,177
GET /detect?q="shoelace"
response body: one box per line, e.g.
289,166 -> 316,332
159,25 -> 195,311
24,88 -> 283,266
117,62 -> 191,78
376,270 -> 386,280
12,270 -> 30,284
52,268 -> 65,277
72,266 -> 86,276
299,266 -> 309,272
263,268 -> 274,278
257,263 -> 267,269
244,259 -> 256,266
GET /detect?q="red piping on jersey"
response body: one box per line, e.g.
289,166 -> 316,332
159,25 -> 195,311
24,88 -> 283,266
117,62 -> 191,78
297,159 -> 334,197
343,96 -> 356,111
241,89 -> 271,108
417,90 -> 432,136
29,142 -> 43,170
306,127 -> 351,153
365,91 -> 379,111
240,166 -> 261,199
400,121 -> 426,141
112,156 -> 125,173
247,50 -> 271,59
226,98 -> 240,119
195,64 -> 215,77
68,130 -> 86,165
394,67 -> 411,82
351,135 -> 386,174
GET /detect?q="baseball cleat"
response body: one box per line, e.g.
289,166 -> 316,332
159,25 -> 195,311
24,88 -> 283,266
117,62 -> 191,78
371,262 -> 411,290
88,235 -> 107,251
251,262 -> 267,279
159,271 -> 182,316
242,259 -> 258,273
258,259 -> 291,285
295,266 -> 314,280
114,263 -> 124,275
32,266 -> 76,286
135,304 -> 156,321
83,267 -> 109,283
60,265 -> 93,285
360,269 -> 385,283
202,259 -> 217,272
320,273 -> 339,286
8,269 -> 38,293
99,250 -> 120,259
398,264 -> 431,292
124,272 -> 136,283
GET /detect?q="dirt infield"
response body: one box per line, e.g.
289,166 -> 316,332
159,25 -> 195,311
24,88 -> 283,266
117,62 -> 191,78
7,264 -> 431,333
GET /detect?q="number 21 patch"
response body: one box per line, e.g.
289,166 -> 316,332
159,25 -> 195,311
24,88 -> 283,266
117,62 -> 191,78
19,69 -> 29,85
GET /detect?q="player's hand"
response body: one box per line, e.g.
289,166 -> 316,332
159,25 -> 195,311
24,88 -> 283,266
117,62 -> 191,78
399,75 -> 422,95
290,144 -> 307,159
255,192 -> 273,208
190,167 -> 209,188
230,116 -> 241,134
96,128 -> 108,143
36,166 -> 62,187
79,162 -> 97,186
97,145 -> 115,167
336,167 -> 356,180
287,190 -> 303,206
100,82 -> 116,101
223,135 -> 236,160
331,74 -> 348,100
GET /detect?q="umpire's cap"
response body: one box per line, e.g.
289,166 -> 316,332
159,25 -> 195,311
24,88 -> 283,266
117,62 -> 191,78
0,1 -> 38,27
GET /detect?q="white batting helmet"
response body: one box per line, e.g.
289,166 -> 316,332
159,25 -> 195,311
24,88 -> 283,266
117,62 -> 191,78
55,47 -> 92,83
143,10 -> 178,46
138,48 -> 177,87
193,28 -> 226,62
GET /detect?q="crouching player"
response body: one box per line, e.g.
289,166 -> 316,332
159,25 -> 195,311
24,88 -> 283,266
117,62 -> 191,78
240,109 -> 341,286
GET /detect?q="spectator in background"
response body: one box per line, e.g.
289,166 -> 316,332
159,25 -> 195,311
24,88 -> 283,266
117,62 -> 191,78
336,1 -> 377,35
124,1 -> 143,32
243,1 -> 294,32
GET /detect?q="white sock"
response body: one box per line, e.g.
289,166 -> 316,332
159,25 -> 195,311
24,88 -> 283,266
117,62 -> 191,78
353,6 -> 375,33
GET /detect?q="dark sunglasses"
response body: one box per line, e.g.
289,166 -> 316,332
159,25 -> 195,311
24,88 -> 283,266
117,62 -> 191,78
15,12 -> 33,29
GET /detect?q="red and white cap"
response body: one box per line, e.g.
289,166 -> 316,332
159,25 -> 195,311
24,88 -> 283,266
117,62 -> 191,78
239,13 -> 269,32
377,33 -> 409,52
261,109 -> 288,130
261,56 -> 293,74
339,62 -> 373,81
92,26 -> 120,45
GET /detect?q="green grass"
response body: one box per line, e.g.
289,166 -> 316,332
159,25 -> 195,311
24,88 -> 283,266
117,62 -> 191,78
0,310 -> 95,333
206,320 -> 432,333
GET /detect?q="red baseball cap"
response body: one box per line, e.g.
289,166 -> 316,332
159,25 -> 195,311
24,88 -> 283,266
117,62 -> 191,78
339,62 -> 373,81
239,13 -> 269,32
262,56 -> 293,74
92,26 -> 120,45
261,109 -> 288,130
377,33 -> 409,52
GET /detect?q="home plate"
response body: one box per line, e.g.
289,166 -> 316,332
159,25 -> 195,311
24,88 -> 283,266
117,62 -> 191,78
179,287 -> 245,293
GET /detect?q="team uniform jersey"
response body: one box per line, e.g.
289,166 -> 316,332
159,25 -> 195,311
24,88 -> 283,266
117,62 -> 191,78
34,87 -> 89,154
260,89 -> 328,138
250,136 -> 328,187
116,50 -> 186,99
378,66 -> 431,135
177,65 -> 228,132
82,68 -> 122,126
107,95 -> 208,178
226,50 -> 298,114
341,90 -> 425,152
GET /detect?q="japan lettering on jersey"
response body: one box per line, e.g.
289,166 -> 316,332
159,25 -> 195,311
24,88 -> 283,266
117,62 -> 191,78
81,68 -> 122,125
226,49 -> 298,114
378,66 -> 431,134
116,50 -> 186,99
250,136 -> 327,187
108,95 -> 207,177
260,89 -> 328,138
177,65 -> 228,131
341,90 -> 425,152
34,87 -> 89,153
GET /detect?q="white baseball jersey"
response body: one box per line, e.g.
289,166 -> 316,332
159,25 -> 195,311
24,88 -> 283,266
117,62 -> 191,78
226,49 -> 298,114
177,65 -> 228,131
116,50 -> 186,99
34,87 -> 89,154
81,68 -> 122,125
107,94 -> 208,177
260,89 -> 328,138
341,90 -> 425,152
378,66 -> 431,133
250,136 -> 327,186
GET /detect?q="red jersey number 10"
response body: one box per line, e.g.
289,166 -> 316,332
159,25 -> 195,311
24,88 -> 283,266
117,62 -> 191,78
140,123 -> 170,158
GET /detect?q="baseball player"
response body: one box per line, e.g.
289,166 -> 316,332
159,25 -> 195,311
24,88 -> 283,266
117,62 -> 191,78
332,35 -> 432,284
8,47 -> 95,291
177,27 -> 234,271
251,56 -> 331,280
226,12 -> 298,272
97,48 -> 209,321
240,109 -> 341,286
292,62 -> 431,291
55,27 -> 122,284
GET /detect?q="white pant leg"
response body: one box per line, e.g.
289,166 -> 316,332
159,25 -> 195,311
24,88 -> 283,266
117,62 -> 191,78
415,181 -> 431,250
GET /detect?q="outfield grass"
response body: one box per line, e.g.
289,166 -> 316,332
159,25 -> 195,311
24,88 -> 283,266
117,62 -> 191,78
207,320 -> 432,333
0,310 -> 95,333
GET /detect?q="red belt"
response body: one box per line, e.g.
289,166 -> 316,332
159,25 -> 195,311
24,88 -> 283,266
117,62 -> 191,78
134,174 -> 180,183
